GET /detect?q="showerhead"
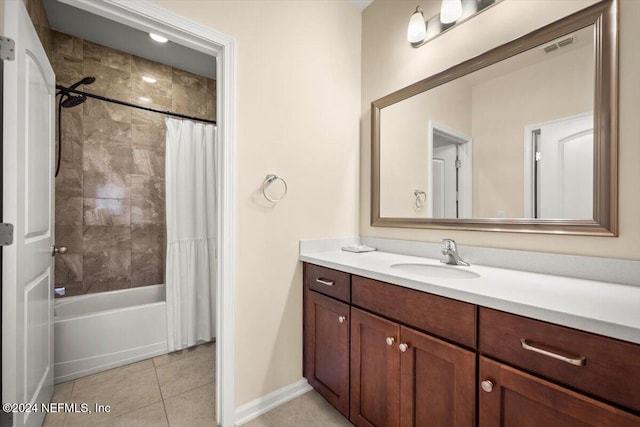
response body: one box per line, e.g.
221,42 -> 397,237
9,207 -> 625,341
61,95 -> 87,108
68,76 -> 96,90
58,76 -> 94,108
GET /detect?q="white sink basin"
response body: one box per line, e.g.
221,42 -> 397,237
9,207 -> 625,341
390,263 -> 480,279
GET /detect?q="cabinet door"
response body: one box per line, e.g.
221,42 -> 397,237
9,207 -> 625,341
304,290 -> 350,416
351,308 -> 401,427
400,326 -> 475,427
479,357 -> 640,427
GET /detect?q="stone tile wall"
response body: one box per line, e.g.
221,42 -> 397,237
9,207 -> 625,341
22,0 -> 51,55
52,30 -> 216,296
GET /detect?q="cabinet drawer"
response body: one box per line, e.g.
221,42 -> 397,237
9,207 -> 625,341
304,263 -> 350,303
480,308 -> 640,412
352,276 -> 476,348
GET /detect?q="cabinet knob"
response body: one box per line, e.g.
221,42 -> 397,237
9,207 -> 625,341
481,380 -> 494,393
399,343 -> 409,352
338,316 -> 346,323
385,337 -> 395,346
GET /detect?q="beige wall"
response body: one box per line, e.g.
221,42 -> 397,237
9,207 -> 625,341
380,80 -> 472,217
471,40 -> 594,218
149,0 -> 361,406
362,0 -> 640,260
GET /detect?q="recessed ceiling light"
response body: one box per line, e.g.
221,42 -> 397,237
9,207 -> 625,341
139,97 -> 151,103
149,33 -> 168,43
142,76 -> 157,84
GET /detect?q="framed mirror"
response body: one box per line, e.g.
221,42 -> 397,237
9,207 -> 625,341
371,0 -> 617,235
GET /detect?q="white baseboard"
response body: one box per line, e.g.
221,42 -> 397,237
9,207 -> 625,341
235,379 -> 313,425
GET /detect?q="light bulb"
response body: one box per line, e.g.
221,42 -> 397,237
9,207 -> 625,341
149,33 -> 168,43
440,0 -> 462,24
407,6 -> 427,44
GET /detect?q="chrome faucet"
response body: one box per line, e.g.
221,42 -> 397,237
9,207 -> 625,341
440,239 -> 470,266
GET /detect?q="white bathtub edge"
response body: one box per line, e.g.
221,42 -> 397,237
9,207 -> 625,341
54,341 -> 168,384
55,301 -> 166,322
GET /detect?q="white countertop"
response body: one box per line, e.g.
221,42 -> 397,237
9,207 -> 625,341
300,249 -> 640,344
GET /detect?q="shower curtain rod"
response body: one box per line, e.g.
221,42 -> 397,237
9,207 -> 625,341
56,84 -> 217,125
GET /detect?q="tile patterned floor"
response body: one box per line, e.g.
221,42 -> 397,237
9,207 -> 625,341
44,342 -> 215,427
243,391 -> 353,427
45,341 -> 352,426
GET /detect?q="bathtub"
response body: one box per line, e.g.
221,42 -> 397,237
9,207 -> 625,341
54,284 -> 168,383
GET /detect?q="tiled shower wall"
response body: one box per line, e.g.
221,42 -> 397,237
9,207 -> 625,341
52,30 -> 217,297
22,0 -> 51,55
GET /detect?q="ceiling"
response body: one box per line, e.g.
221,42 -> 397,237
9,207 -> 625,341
43,0 -> 216,79
347,0 -> 374,12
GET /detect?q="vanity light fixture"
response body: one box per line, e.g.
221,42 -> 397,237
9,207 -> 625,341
408,0 -> 498,48
142,76 -> 157,84
407,6 -> 427,44
149,33 -> 168,43
440,0 -> 463,24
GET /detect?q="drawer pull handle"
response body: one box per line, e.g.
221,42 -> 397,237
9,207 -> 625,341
399,343 -> 410,352
386,337 -> 395,346
338,316 -> 346,323
315,278 -> 334,287
520,339 -> 586,366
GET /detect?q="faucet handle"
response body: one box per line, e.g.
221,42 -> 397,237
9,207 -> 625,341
441,238 -> 456,249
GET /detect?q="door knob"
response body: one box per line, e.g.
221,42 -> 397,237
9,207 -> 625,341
399,343 -> 410,352
51,246 -> 68,256
338,316 -> 346,323
481,380 -> 494,393
386,337 -> 395,346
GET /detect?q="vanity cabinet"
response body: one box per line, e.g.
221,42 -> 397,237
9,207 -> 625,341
479,307 -> 640,426
302,262 -> 640,426
350,307 -> 400,426
349,308 -> 475,427
479,357 -> 640,426
399,326 -> 475,427
349,288 -> 476,427
479,307 -> 640,412
303,264 -> 351,417
304,263 -> 476,426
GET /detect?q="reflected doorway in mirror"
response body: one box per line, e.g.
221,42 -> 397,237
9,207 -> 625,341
524,113 -> 593,220
429,121 -> 472,219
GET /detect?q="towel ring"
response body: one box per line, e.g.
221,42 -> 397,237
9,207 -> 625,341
262,174 -> 288,203
414,189 -> 427,209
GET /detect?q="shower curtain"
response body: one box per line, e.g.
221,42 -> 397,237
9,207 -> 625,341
165,118 -> 217,352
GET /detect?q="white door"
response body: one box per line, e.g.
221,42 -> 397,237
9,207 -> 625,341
432,143 -> 457,218
536,114 -> 593,219
432,158 -> 445,218
2,1 -> 56,426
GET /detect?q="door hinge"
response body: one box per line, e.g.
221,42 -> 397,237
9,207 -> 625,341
535,151 -> 542,162
455,159 -> 462,168
0,223 -> 15,246
0,36 -> 16,61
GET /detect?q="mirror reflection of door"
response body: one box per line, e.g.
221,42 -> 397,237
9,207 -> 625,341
429,123 -> 472,219
527,113 -> 593,219
432,143 -> 457,218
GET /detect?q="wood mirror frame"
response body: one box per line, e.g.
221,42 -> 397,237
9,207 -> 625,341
371,0 -> 618,236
